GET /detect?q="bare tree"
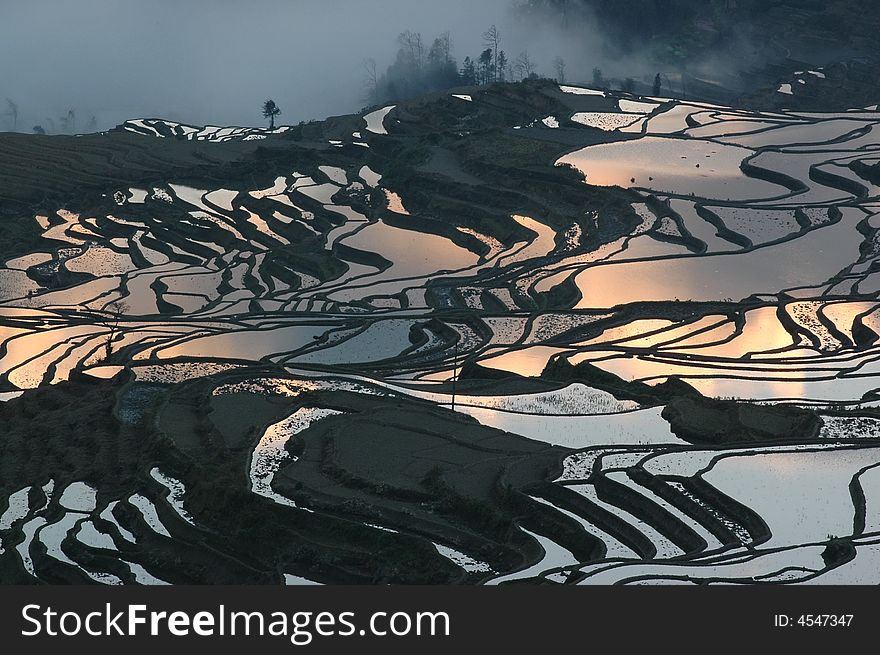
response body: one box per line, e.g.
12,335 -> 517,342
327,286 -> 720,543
559,0 -> 571,27
514,51 -> 536,81
497,51 -> 509,83
5,98 -> 18,130
428,31 -> 452,68
362,58 -> 379,101
398,30 -> 425,70
553,56 -> 567,83
103,300 -> 130,360
460,57 -> 476,85
57,109 -> 76,133
262,99 -> 281,129
482,24 -> 501,83
477,49 -> 493,85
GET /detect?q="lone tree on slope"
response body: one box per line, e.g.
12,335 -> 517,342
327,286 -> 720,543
102,299 -> 130,360
262,99 -> 281,130
482,24 -> 501,83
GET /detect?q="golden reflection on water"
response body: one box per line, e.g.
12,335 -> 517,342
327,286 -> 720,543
557,136 -> 785,199
383,190 -> 410,215
566,307 -> 808,399
479,346 -> 568,377
689,307 -> 794,359
573,208 -> 865,310
821,301 -> 877,343
341,221 -> 478,279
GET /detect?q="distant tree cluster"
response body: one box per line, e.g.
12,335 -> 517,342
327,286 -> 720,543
364,25 -> 564,105
32,109 -> 97,135
1,99 -> 97,135
31,109 -> 97,135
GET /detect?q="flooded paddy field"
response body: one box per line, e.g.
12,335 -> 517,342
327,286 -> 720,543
3,80 -> 880,585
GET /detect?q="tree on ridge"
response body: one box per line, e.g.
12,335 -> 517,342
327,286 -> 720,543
262,99 -> 281,130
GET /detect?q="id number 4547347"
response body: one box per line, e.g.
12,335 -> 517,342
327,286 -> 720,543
774,614 -> 854,627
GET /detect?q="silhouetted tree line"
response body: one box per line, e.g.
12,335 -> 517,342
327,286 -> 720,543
1,99 -> 98,135
365,25 -> 562,104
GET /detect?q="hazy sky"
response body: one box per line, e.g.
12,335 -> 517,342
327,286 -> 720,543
2,0 -> 558,131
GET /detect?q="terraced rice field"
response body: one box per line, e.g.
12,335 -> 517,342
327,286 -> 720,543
3,81 -> 880,585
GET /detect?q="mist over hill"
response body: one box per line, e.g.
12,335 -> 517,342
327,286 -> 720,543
2,0 -> 876,135
3,1 -> 880,588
